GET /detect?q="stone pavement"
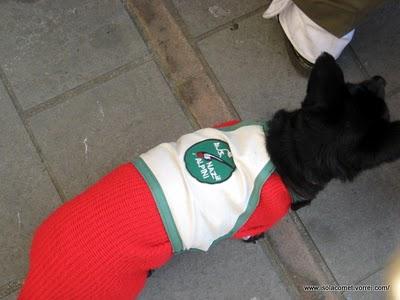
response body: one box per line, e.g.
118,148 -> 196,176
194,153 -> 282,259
0,0 -> 399,299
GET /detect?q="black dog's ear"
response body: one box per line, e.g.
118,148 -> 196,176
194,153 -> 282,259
303,53 -> 346,109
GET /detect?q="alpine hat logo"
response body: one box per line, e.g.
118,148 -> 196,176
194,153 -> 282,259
184,139 -> 236,184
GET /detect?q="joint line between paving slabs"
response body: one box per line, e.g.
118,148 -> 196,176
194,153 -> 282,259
123,0 -> 240,128
353,265 -> 385,286
193,5 -> 269,42
23,55 -> 153,119
0,66 -> 67,202
121,18 -> 199,128
348,45 -> 370,79
163,0 -> 242,122
156,0 -> 241,127
290,211 -> 341,285
158,0 -> 257,123
259,238 -> 302,299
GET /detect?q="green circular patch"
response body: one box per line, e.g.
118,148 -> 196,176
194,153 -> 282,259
184,139 -> 236,184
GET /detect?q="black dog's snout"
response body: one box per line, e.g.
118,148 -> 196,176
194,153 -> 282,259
363,75 -> 386,99
372,75 -> 386,87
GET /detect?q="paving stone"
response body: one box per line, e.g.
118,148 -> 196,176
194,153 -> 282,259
338,48 -> 368,83
1,291 -> 17,300
140,239 -> 290,300
351,1 -> 400,93
344,269 -> 389,300
29,61 -> 192,199
0,0 -> 148,110
386,90 -> 400,121
0,84 -> 61,287
198,14 -> 364,122
298,171 -> 400,285
172,0 -> 267,37
297,92 -> 400,285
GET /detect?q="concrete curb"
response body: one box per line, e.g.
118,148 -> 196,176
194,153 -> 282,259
123,0 -> 344,299
123,0 -> 239,129
263,212 -> 343,299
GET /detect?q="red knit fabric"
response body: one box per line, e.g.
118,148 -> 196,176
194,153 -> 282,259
213,119 -> 241,128
19,163 -> 172,300
234,172 -> 291,238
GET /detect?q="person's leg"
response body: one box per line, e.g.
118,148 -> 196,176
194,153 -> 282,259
293,0 -> 387,38
263,0 -> 386,68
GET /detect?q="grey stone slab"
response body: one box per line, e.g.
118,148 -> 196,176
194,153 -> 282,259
2,291 -> 17,300
29,61 -> 192,199
297,99 -> 400,285
351,1 -> 400,93
172,0 -> 267,37
198,15 -> 364,121
0,83 -> 61,287
344,269 -> 390,300
386,87 -> 400,121
337,49 -> 368,83
140,239 -> 290,300
0,0 -> 148,109
299,174 -> 399,285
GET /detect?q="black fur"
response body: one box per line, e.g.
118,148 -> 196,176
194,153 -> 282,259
267,53 -> 400,210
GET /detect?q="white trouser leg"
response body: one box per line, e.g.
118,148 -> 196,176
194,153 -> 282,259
263,0 -> 354,63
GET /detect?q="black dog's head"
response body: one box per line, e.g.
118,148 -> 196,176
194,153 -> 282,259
267,53 -> 400,210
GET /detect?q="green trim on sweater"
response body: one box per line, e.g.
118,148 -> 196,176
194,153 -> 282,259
134,158 -> 184,253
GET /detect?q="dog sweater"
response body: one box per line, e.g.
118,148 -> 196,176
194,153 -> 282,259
135,121 -> 275,251
18,120 -> 291,300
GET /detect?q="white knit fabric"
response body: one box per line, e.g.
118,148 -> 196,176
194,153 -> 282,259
263,0 -> 354,63
140,124 -> 271,251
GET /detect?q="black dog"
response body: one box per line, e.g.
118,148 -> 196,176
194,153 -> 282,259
267,52 -> 398,210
